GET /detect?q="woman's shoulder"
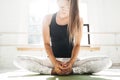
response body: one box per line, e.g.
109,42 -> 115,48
43,14 -> 54,25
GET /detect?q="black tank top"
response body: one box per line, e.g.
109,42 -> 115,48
50,13 -> 73,58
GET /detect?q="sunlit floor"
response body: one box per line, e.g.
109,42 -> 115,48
0,68 -> 120,80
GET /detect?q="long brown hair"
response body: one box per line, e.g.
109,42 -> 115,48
68,0 -> 81,42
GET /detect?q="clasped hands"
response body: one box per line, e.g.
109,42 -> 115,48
54,60 -> 73,75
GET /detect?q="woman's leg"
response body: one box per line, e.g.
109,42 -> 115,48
73,57 -> 112,74
13,55 -> 53,74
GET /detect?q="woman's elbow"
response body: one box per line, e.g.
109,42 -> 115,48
74,44 -> 80,48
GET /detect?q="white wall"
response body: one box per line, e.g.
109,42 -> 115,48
0,0 -> 29,69
0,0 -> 120,69
81,0 -> 120,63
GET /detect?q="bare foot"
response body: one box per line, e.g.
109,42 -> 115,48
57,68 -> 73,76
64,69 -> 73,75
51,68 -> 57,75
51,68 -> 73,75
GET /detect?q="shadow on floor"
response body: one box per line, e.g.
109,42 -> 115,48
46,75 -> 110,80
9,74 -> 110,80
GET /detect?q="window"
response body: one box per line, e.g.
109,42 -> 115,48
28,0 -> 89,46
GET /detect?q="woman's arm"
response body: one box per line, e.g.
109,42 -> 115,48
69,18 -> 83,65
42,15 -> 57,66
60,18 -> 83,75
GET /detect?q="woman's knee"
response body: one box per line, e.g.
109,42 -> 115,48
14,56 -> 23,63
80,57 -> 112,73
13,55 -> 34,67
89,57 -> 112,73
14,55 -> 29,62
101,57 -> 112,68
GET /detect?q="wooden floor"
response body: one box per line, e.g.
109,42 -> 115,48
0,68 -> 120,80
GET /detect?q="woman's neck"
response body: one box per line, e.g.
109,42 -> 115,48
56,11 -> 69,25
57,11 -> 69,19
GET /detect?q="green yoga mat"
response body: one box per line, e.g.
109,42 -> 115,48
43,75 -> 109,80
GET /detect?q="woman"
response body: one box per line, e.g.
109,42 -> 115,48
14,0 -> 112,75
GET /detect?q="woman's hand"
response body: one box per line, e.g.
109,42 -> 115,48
56,61 -> 73,75
61,61 -> 73,75
54,60 -> 62,68
53,60 -> 74,75
53,60 -> 65,75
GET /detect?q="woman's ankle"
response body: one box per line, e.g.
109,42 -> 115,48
51,68 -> 57,75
